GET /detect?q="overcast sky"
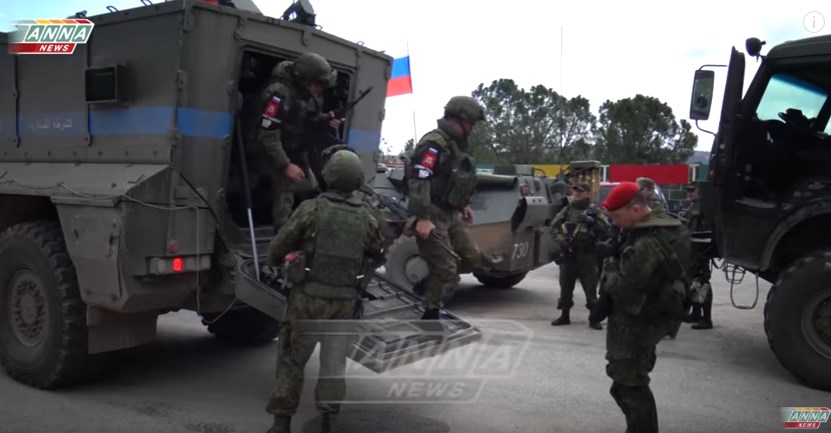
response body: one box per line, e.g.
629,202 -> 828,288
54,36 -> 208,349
3,0 -> 829,155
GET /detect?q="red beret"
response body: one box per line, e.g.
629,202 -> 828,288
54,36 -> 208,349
603,182 -> 640,211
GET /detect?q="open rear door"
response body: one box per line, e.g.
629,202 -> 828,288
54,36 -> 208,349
234,258 -> 482,372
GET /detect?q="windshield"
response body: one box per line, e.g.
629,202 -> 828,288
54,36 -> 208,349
756,73 -> 831,134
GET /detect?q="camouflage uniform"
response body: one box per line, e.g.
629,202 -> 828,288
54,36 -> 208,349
407,96 -> 486,317
254,53 -> 338,231
264,151 -> 383,433
601,212 -> 691,433
679,188 -> 714,329
550,186 -> 611,328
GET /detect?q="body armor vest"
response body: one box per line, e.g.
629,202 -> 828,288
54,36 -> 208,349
302,194 -> 368,299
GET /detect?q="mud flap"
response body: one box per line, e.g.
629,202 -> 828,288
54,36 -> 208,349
234,258 -> 482,373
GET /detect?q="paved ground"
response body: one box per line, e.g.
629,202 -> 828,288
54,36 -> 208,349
1,263 -> 828,433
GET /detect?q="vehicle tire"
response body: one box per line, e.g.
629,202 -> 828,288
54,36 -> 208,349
0,220 -> 104,389
383,236 -> 428,292
203,307 -> 279,344
764,251 -> 831,391
384,236 -> 461,302
473,272 -> 528,289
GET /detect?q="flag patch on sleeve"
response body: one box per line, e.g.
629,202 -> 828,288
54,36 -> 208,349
420,147 -> 438,169
261,95 -> 282,127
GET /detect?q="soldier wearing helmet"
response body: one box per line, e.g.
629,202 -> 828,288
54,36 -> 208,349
254,52 -> 345,232
405,95 -> 487,320
265,150 -> 384,433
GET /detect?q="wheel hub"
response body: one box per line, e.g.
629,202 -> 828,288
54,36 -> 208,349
403,256 -> 429,286
803,289 -> 831,360
7,269 -> 49,348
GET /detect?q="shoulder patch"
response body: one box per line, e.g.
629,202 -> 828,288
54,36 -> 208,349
261,94 -> 284,129
420,146 -> 439,170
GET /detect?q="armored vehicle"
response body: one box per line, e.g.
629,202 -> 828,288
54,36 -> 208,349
371,164 -> 567,298
689,34 -> 831,391
0,0 -> 479,389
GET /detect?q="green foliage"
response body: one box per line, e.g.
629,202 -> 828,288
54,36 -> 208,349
594,95 -> 698,163
467,80 -> 698,164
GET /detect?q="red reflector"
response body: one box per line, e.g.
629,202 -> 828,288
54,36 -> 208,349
520,185 -> 530,196
172,257 -> 184,272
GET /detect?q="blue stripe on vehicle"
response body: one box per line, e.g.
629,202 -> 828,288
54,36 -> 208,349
347,129 -> 381,152
7,106 -> 229,138
176,107 -> 232,138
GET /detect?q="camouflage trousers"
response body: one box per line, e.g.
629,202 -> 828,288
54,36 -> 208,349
557,252 -> 600,310
605,312 -> 671,433
417,206 -> 482,310
270,166 -> 319,232
266,290 -> 356,417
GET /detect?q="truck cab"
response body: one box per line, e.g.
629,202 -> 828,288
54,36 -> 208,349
689,34 -> 831,391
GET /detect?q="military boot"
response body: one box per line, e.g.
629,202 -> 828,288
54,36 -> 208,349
551,309 -> 571,326
266,416 -> 291,433
588,320 -> 603,330
692,319 -> 713,330
421,308 -> 440,320
321,413 -> 335,433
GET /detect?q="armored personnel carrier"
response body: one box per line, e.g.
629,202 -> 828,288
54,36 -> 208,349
370,163 -> 567,299
0,0 -> 479,389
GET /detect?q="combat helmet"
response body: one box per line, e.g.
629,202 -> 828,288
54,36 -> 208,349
444,96 -> 486,124
291,52 -> 337,87
322,150 -> 364,192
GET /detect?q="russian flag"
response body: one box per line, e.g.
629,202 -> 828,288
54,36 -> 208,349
387,56 -> 413,97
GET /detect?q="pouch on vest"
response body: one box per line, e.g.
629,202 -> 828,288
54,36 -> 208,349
282,250 -> 307,288
443,154 -> 477,209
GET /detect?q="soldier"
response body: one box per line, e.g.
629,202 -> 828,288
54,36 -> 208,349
679,182 -> 714,330
635,177 -> 667,216
598,182 -> 691,433
264,150 -> 384,433
550,182 -> 610,330
255,52 -> 345,232
407,96 -> 486,320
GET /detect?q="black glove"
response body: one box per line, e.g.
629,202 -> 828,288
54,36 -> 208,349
589,292 -> 613,324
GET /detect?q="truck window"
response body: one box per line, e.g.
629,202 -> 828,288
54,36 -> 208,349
755,73 -> 829,125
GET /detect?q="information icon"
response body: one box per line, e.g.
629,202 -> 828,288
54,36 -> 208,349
804,11 -> 825,33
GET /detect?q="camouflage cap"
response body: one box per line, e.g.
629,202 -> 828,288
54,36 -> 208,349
291,52 -> 337,88
635,177 -> 656,189
685,182 -> 698,191
322,150 -> 364,192
573,182 -> 592,193
444,96 -> 486,124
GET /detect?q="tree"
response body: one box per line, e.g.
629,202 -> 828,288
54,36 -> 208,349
468,79 -> 597,164
594,95 -> 698,164
403,138 -> 415,155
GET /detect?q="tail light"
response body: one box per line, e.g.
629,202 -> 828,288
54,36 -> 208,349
148,255 -> 211,275
520,185 -> 530,196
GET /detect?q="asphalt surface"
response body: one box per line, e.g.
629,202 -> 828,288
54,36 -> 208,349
1,263 -> 829,433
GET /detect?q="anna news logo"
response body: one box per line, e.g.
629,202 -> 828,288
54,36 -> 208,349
781,407 -> 830,429
8,19 -> 94,55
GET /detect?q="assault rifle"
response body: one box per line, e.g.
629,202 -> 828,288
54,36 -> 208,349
333,86 -> 373,119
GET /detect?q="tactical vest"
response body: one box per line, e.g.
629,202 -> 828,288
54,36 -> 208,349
635,222 -> 692,321
415,129 -> 477,210
560,203 -> 601,251
301,194 -> 369,300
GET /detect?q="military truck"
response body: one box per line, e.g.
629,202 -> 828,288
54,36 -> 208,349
371,163 -> 566,298
0,0 -> 480,390
688,34 -> 831,391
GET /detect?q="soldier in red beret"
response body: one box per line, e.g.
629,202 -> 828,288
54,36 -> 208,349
595,181 -> 692,433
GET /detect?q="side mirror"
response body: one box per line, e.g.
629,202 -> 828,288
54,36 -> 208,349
689,70 -> 715,121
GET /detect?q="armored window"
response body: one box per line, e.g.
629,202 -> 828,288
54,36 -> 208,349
85,65 -> 126,103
